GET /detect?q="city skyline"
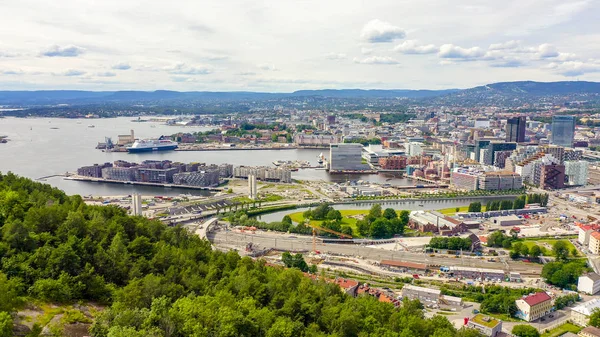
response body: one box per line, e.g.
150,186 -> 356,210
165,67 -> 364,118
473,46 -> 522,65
1,0 -> 600,92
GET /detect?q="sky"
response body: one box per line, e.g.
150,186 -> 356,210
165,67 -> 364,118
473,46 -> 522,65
1,0 -> 600,92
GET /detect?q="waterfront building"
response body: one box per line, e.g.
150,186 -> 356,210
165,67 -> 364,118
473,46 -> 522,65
515,292 -> 552,322
379,156 -> 407,170
578,273 -> 600,295
132,193 -> 142,216
565,160 -> 589,186
117,129 -> 135,145
294,134 -> 340,147
506,116 -> 526,143
551,115 -> 575,147
101,167 -> 138,181
136,167 -> 179,184
572,299 -> 600,326
173,169 -> 220,187
329,143 -> 367,171
77,163 -> 111,178
233,166 -> 291,183
467,314 -> 502,337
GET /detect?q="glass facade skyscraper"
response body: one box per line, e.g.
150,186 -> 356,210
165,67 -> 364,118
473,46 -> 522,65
506,116 -> 526,143
551,115 -> 575,147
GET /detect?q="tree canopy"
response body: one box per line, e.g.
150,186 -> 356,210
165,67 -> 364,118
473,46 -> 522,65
0,173 -> 483,337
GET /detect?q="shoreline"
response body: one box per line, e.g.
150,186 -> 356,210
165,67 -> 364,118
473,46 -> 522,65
65,175 -> 223,191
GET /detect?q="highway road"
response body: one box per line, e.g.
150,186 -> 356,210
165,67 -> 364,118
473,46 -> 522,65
207,230 -> 542,275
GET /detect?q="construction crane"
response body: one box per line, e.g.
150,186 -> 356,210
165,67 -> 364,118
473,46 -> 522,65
305,222 -> 352,253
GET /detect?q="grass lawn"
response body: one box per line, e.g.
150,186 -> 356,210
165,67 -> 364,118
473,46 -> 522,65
437,206 -> 487,215
520,239 -> 578,256
287,210 -> 370,237
541,322 -> 581,337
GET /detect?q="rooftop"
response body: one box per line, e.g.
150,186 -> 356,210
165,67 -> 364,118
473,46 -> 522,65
581,272 -> 600,282
581,326 -> 600,337
470,314 -> 501,328
380,260 -> 427,270
591,231 -> 600,240
572,298 -> 600,316
520,292 -> 551,307
402,284 -> 442,296
335,278 -> 359,289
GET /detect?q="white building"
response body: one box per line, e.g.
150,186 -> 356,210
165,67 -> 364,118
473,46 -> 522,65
578,273 -> 600,295
405,142 -> 424,156
565,160 -> 589,186
572,298 -> 600,326
248,175 -> 257,200
131,193 -> 142,216
401,284 -> 441,304
579,224 -> 596,245
590,232 -> 600,255
515,292 -> 552,322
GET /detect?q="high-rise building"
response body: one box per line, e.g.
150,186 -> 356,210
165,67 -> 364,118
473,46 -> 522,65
132,193 -> 142,216
551,115 -> 575,147
565,160 -> 589,186
539,164 -> 565,190
329,144 -> 367,171
480,142 -> 517,166
506,117 -> 526,143
248,175 -> 257,199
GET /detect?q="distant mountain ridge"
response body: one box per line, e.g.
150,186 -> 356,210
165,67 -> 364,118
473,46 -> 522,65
0,81 -> 599,106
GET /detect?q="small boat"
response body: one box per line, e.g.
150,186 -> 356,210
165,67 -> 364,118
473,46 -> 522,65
88,125 -> 95,128
50,127 -> 59,130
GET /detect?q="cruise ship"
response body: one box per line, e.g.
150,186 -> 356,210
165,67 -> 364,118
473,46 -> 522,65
127,137 -> 178,153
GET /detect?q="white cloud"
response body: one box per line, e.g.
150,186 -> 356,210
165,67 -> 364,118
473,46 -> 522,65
546,60 -> 600,76
325,52 -> 347,60
490,59 -> 526,68
258,63 -> 279,71
537,43 -> 559,58
438,44 -> 484,59
353,56 -> 400,65
557,52 -> 577,61
97,71 -> 116,77
112,63 -> 131,70
164,63 -> 212,75
360,19 -> 406,43
59,69 -> 86,76
0,69 -> 24,75
361,47 -> 373,55
41,45 -> 85,57
0,51 -> 18,58
488,40 -> 521,50
394,40 -> 437,54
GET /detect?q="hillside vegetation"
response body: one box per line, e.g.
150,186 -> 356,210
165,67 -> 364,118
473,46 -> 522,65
0,173 -> 483,337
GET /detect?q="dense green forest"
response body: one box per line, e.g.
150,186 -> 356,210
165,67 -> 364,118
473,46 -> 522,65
0,173 -> 483,336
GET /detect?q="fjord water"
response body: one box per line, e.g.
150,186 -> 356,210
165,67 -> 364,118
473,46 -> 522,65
0,117 -> 412,196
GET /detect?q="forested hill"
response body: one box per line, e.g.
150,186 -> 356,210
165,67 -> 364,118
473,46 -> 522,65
0,173 -> 482,337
